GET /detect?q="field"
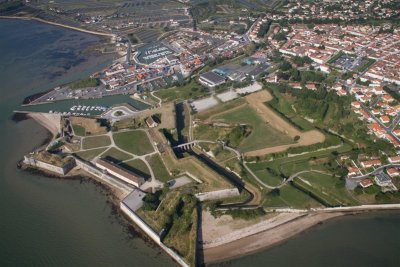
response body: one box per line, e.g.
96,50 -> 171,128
133,29 -> 162,44
154,80 -> 209,102
244,91 -> 325,156
70,117 -> 107,136
75,148 -> 107,161
214,105 -> 293,152
247,141 -> 360,207
293,172 -> 359,206
82,135 -> 111,149
264,184 -> 323,209
72,125 -> 86,136
101,147 -> 132,163
148,154 -> 172,183
113,130 -> 154,156
194,90 -> 326,156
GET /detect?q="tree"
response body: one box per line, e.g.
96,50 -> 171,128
245,43 -> 256,56
279,60 -> 292,71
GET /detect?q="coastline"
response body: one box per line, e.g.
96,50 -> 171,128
202,211 -> 345,264
0,15 -> 115,38
202,207 -> 400,265
22,113 -> 190,266
27,112 -> 61,139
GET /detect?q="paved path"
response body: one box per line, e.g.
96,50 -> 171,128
75,129 -> 163,191
349,163 -> 400,180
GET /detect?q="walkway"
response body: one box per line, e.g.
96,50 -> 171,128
76,129 -> 164,190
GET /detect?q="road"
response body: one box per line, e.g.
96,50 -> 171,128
348,163 -> 400,180
175,140 -> 332,190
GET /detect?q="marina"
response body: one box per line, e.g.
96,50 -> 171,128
19,94 -> 150,116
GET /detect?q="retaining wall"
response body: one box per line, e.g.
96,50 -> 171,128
196,188 -> 240,201
120,203 -> 190,267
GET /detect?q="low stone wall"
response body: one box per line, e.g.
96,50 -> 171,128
196,188 -> 240,202
120,203 -> 161,244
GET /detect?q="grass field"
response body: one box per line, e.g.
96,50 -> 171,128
214,105 -> 293,152
148,154 -> 171,183
137,191 -> 181,232
121,159 -> 151,180
195,98 -> 246,121
75,148 -> 107,161
72,124 -> 86,136
160,150 -> 232,191
82,136 -> 111,149
264,184 -> 323,209
102,147 -> 132,163
194,124 -> 233,142
294,172 -> 359,206
154,80 -> 209,102
113,130 -> 153,156
267,89 -> 315,131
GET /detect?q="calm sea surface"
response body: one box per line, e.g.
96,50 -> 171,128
0,19 -> 399,267
0,19 -> 176,267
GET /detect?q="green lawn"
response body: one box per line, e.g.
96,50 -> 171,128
113,130 -> 154,156
72,124 -> 86,136
195,98 -> 245,121
82,136 -> 111,149
251,168 -> 283,187
215,105 -> 293,152
295,172 -> 359,206
154,80 -> 209,102
121,159 -> 151,180
264,184 -> 322,209
148,154 -> 171,182
194,124 -> 232,142
267,88 -> 314,131
75,148 -> 107,161
102,147 -> 132,163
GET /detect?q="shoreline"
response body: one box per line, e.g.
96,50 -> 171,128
202,208 -> 400,264
18,163 -> 162,247
202,211 -> 345,264
0,15 -> 115,38
27,112 -> 61,139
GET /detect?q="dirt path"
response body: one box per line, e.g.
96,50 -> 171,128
244,91 -> 325,156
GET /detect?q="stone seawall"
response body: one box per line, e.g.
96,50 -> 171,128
120,203 -> 190,267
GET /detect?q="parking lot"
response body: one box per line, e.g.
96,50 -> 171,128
191,96 -> 219,112
136,43 -> 175,64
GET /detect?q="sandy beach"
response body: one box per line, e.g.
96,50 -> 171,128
28,112 -> 61,138
201,211 -> 345,264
